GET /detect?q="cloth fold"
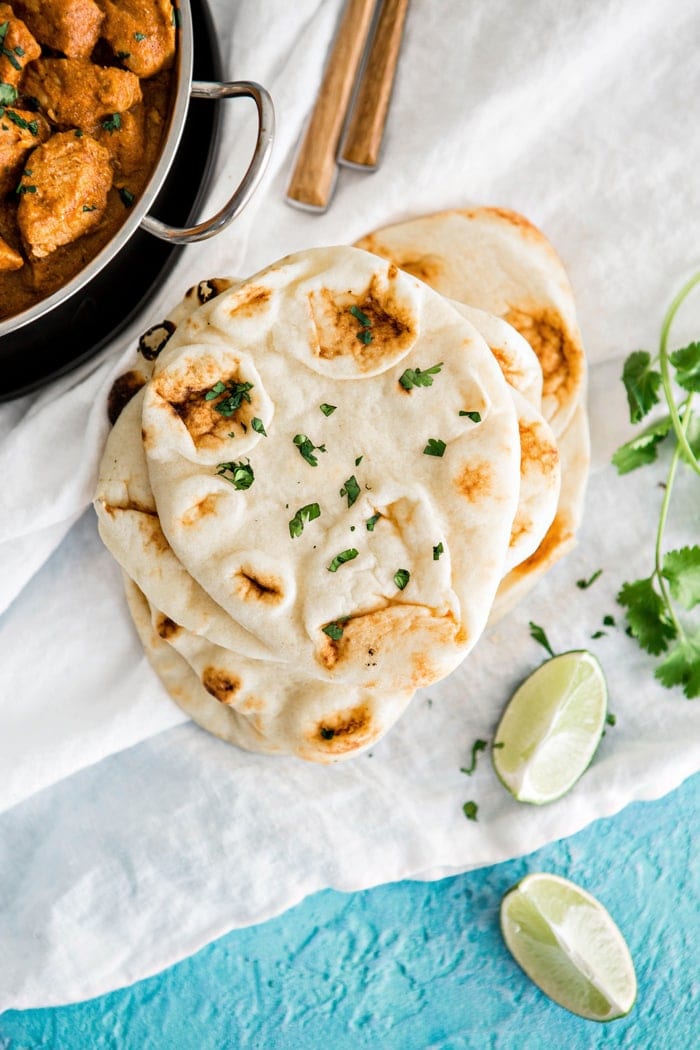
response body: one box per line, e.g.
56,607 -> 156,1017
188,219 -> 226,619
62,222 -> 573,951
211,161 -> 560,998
1,0 -> 699,1010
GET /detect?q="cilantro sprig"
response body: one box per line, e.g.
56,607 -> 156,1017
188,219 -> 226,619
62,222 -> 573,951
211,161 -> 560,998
613,272 -> 700,697
399,362 -> 443,390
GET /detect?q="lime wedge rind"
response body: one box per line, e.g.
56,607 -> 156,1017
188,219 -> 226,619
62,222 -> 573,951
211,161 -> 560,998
492,650 -> 608,805
500,873 -> 637,1022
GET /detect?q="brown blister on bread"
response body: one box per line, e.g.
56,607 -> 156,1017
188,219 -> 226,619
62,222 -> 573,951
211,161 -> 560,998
490,345 -> 524,390
518,418 -> 559,477
453,461 -> 492,502
185,277 -> 234,306
155,613 -> 181,641
505,305 -> 582,408
313,703 -> 375,754
234,567 -> 285,605
226,285 -> 272,317
202,666 -> 241,704
153,358 -> 257,450
317,604 -> 458,678
181,493 -> 226,527
107,369 -> 146,424
509,512 -> 531,548
308,272 -> 416,371
508,511 -> 575,581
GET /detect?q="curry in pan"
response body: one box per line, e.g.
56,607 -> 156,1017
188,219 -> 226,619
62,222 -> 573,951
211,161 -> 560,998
0,1 -> 178,321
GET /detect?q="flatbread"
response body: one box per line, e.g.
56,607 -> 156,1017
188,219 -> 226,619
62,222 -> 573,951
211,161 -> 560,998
355,207 -> 586,437
97,245 -> 523,760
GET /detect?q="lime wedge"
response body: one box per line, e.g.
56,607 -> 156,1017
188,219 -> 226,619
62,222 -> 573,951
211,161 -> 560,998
492,650 -> 607,804
500,873 -> 637,1021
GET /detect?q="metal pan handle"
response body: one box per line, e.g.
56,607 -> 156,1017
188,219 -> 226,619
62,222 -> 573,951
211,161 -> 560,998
140,80 -> 274,244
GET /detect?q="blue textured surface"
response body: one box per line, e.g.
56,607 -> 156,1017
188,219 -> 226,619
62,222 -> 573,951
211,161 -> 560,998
1,773 -> 697,1050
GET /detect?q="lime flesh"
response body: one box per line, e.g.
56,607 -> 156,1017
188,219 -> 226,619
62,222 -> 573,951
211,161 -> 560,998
493,650 -> 607,804
500,873 -> 637,1021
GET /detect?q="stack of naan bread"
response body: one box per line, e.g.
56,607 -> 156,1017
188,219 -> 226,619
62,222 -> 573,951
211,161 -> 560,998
95,207 -> 589,762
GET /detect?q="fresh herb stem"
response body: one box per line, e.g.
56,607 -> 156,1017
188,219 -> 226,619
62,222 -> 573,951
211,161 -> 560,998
658,272 -> 700,476
654,401 -> 693,643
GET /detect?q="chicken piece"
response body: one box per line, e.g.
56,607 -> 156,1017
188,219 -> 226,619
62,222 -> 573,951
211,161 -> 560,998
18,131 -> 113,258
0,4 -> 41,88
98,0 -> 175,78
12,0 -> 103,59
21,57 -> 141,129
0,106 -> 50,195
94,102 -> 164,185
0,232 -> 23,270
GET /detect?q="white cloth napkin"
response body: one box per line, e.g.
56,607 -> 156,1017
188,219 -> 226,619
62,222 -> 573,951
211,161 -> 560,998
2,0 -> 700,1010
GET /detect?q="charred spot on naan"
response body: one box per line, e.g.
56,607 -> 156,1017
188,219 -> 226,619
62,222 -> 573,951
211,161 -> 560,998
138,320 -> 176,361
153,359 -> 256,449
185,277 -> 235,306
107,370 -> 147,425
505,305 -> 583,408
308,273 -> 416,371
356,235 -> 444,286
509,512 -> 531,547
312,702 -> 376,754
234,566 -> 285,605
453,461 -> 493,502
181,492 -> 227,527
156,613 -> 182,641
202,666 -> 242,704
518,419 -> 560,476
507,511 -> 576,581
317,605 -> 459,677
225,284 -> 272,317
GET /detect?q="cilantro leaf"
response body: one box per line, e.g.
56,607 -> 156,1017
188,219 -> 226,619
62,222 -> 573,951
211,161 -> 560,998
576,569 -> 603,589
654,633 -> 700,698
216,460 -> 254,490
460,739 -> 487,776
423,438 -> 446,457
529,621 -> 555,658
617,577 -> 676,654
611,413 -> 673,474
340,475 -> 360,507
328,548 -> 358,572
288,502 -> 321,539
293,434 -> 326,466
349,304 -> 371,327
622,351 -> 662,423
433,542 -> 444,561
462,801 -> 478,821
669,341 -> 700,393
0,82 -> 17,106
399,362 -> 443,391
459,410 -> 482,423
322,617 -> 349,641
251,417 -> 267,436
319,403 -> 336,416
366,513 -> 381,531
661,546 -> 700,609
394,568 -> 410,590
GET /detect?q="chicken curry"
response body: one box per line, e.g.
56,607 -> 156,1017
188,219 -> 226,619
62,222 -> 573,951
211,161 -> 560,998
0,0 -> 178,321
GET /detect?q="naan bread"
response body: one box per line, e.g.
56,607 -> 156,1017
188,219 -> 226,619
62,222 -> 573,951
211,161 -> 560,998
355,207 -> 586,437
97,245 -> 523,760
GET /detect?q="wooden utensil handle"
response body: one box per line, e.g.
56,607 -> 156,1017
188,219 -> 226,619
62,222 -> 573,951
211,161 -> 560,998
340,0 -> 409,169
286,0 -> 377,209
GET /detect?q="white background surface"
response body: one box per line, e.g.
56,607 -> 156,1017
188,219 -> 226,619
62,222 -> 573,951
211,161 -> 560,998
1,0 -> 699,1009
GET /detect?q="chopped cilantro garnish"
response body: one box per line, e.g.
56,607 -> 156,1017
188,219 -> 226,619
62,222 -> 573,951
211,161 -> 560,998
355,455 -> 363,466
119,187 -> 135,207
529,621 -> 555,658
606,712 -> 617,727
340,475 -> 360,507
134,31 -> 147,41
206,379 -> 253,417
394,568 -> 410,590
366,513 -> 381,531
319,403 -> 336,416
294,434 -> 326,466
459,410 -> 482,423
349,304 -> 371,327
462,801 -> 478,822
576,569 -> 603,589
216,460 -> 254,490
0,82 -> 16,106
322,617 -> 349,641
288,502 -> 321,539
357,328 -> 373,345
399,362 -> 443,390
15,182 -> 36,194
423,438 -> 446,457
251,417 -> 267,436
328,548 -> 359,572
102,113 -> 121,133
82,204 -> 97,212
603,614 -> 616,627
433,542 -> 444,561
6,109 -> 38,134
591,630 -> 606,639
320,727 -> 335,740
460,739 -> 487,776
116,50 -> 131,60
